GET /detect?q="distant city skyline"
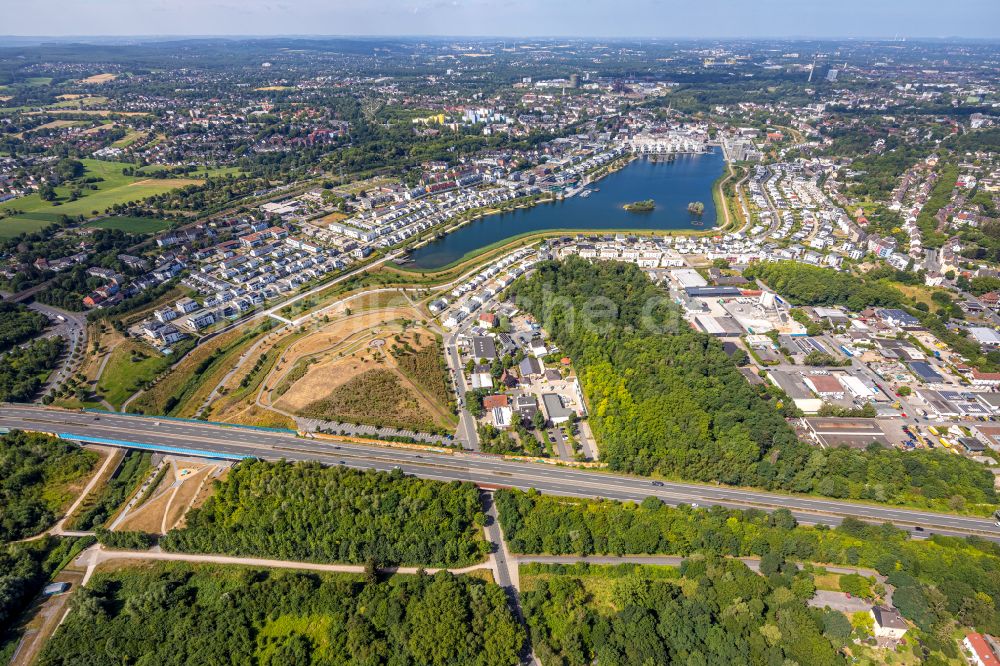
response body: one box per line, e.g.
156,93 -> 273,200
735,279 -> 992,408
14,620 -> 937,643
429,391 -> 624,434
5,0 -> 1000,40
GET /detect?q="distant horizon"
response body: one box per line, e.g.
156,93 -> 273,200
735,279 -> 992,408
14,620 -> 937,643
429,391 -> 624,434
4,0 -> 999,41
0,34 -> 998,46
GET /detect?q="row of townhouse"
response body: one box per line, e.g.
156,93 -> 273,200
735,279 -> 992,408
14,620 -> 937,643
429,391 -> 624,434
443,249 -> 540,328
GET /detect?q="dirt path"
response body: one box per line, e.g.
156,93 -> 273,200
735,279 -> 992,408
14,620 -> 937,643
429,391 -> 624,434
256,308 -> 417,410
261,326 -> 380,408
195,323 -> 290,417
56,447 -> 116,530
8,570 -> 84,666
77,545 -> 492,586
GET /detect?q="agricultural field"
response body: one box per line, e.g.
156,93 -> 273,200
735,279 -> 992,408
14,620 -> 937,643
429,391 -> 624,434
0,159 -> 203,235
259,306 -> 454,432
48,95 -> 109,109
0,215 -> 64,238
111,128 -> 148,148
84,216 -> 172,234
78,73 -> 117,84
15,119 -> 84,138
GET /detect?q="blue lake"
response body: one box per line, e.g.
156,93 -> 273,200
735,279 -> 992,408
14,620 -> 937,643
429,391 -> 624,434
401,149 -> 725,270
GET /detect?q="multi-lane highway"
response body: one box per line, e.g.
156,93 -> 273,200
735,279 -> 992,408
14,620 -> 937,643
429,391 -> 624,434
2,403 -> 998,541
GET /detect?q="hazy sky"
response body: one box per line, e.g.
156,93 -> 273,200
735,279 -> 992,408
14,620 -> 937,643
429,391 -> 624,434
5,0 -> 1000,39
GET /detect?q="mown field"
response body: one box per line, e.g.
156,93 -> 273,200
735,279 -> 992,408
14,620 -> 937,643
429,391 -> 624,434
84,216 -> 172,234
0,159 -> 202,236
96,338 -> 173,409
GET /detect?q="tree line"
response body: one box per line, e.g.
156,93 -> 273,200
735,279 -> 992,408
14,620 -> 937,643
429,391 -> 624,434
1,536 -> 94,654
0,303 -> 48,354
0,337 -> 65,403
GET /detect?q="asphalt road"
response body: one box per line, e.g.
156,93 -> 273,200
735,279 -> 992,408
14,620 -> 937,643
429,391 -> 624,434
2,403 -> 998,541
444,322 -> 481,451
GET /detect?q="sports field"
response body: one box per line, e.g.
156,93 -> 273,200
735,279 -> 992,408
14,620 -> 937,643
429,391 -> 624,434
0,159 -> 202,237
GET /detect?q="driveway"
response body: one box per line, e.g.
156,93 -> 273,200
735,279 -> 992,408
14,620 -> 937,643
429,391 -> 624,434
808,590 -> 872,614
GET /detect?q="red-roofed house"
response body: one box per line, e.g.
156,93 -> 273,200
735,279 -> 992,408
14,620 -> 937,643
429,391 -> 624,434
963,633 -> 998,666
980,291 -> 1000,308
482,394 -> 509,410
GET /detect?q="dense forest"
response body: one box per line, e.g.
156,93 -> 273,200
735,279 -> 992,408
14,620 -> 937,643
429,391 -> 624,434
0,431 -> 97,543
743,261 -> 904,310
0,303 -> 48,353
0,336 -> 64,402
162,460 -> 488,567
509,259 -> 997,512
497,489 -> 1000,640
38,564 -> 524,666
524,558 -> 845,666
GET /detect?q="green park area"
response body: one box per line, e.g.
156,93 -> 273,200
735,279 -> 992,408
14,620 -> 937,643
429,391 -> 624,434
0,159 -> 203,237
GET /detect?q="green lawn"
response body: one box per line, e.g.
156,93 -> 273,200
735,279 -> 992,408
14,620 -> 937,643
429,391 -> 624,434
97,339 -> 172,408
0,216 -> 61,238
0,159 -> 203,236
85,216 -> 171,234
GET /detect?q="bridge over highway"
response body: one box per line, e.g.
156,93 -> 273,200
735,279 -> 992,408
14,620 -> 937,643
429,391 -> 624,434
1,403 -> 997,541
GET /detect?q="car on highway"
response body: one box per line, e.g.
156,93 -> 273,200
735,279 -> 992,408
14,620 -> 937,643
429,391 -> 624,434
651,481 -> 665,487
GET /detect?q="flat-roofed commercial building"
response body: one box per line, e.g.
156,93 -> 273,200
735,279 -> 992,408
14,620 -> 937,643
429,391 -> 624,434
802,418 -> 890,449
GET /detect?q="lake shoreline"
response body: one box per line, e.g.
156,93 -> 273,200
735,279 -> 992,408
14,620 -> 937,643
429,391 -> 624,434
402,150 -> 725,270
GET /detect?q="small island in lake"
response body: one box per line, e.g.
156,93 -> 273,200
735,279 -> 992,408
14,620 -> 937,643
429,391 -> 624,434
687,201 -> 705,215
623,199 -> 655,212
